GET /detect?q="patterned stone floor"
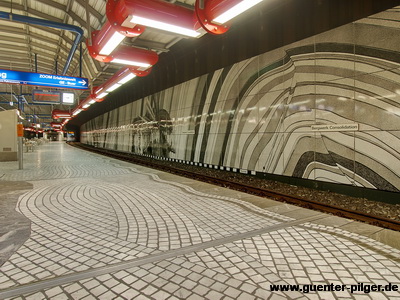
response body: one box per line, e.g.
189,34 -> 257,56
0,142 -> 399,299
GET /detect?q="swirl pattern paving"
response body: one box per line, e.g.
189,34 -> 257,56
0,143 -> 285,290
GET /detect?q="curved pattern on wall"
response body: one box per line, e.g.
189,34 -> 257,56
223,45 -> 400,192
81,19 -> 400,193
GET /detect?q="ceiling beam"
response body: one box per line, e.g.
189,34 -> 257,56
0,44 -> 29,53
74,0 -> 103,23
0,25 -> 62,45
0,52 -> 30,60
53,0 -> 75,75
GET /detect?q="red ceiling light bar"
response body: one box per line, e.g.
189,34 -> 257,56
91,89 -> 106,102
24,127 -> 36,132
195,0 -> 264,34
69,95 -> 97,118
87,19 -> 144,57
52,109 -> 71,120
94,66 -> 151,99
108,45 -> 159,68
80,98 -> 95,110
51,122 -> 62,128
76,94 -> 101,112
88,44 -> 158,69
70,66 -> 150,118
107,0 -> 203,38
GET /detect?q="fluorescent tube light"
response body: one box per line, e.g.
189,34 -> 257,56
89,99 -> 96,104
212,0 -> 263,25
130,15 -> 201,37
112,58 -> 151,68
99,32 -> 126,55
82,104 -> 90,109
97,92 -> 109,98
118,73 -> 136,84
106,83 -> 122,92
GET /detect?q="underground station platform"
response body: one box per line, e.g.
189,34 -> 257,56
0,142 -> 399,299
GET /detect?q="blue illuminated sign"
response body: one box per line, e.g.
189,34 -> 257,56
0,69 -> 88,90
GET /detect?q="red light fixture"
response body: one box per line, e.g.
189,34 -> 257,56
70,66 -> 150,118
105,0 -> 264,37
25,127 -> 36,132
94,66 -> 151,99
107,0 -> 203,38
74,94 -> 100,113
71,107 -> 83,116
195,0 -> 264,34
90,89 -> 106,102
88,44 -> 158,69
52,109 -> 71,120
51,122 -> 63,129
87,19 -> 144,58
61,119 -> 69,127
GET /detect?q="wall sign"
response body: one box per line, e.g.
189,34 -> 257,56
311,124 -> 359,132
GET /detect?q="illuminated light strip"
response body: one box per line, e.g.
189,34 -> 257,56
212,0 -> 263,25
99,32 -> 126,55
106,83 -> 122,92
97,92 -> 109,98
82,104 -> 90,109
130,15 -> 201,37
118,73 -> 136,84
89,99 -> 96,104
72,109 -> 82,116
111,58 -> 151,68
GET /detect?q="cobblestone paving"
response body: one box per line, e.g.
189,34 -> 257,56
1,143 -> 400,299
0,181 -> 32,266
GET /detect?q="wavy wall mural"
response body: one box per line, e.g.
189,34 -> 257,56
81,8 -> 400,193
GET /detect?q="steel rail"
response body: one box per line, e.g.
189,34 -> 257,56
69,142 -> 400,231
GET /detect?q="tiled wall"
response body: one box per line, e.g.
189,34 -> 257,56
81,9 -> 400,193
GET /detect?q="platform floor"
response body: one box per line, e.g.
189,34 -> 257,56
0,142 -> 399,300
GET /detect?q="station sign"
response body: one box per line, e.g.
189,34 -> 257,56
0,69 -> 88,90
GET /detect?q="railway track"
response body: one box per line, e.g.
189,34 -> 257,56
69,142 -> 400,232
